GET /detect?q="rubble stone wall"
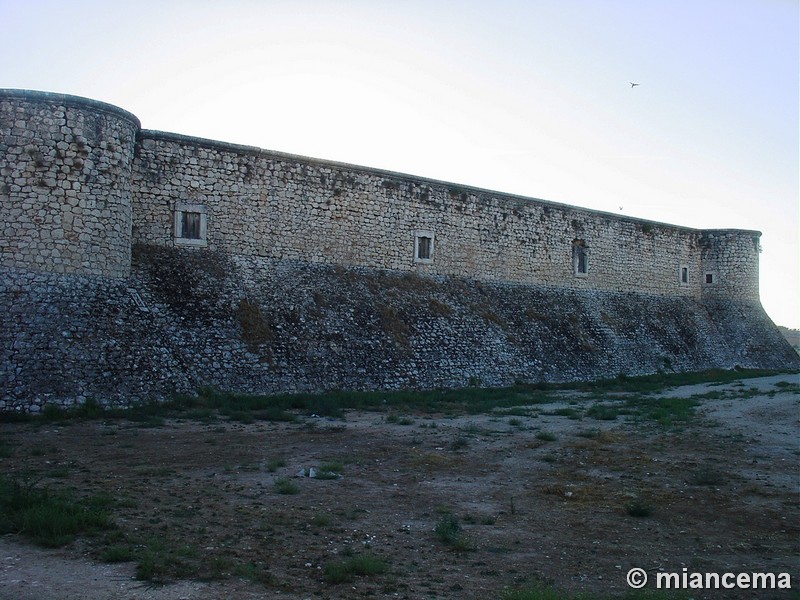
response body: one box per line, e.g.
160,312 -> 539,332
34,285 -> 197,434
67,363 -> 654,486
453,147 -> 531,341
132,131 -> 752,301
0,90 -> 139,277
1,90 -> 796,413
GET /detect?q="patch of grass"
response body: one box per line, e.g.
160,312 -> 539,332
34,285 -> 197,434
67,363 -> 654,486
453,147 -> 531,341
134,537 -> 195,583
586,403 -> 620,421
102,544 -> 135,563
323,552 -> 388,584
274,477 -> 300,495
266,458 -> 286,473
575,428 -> 601,438
0,475 -> 114,547
536,431 -> 557,442
773,380 -> 799,391
579,368 -> 784,394
233,561 -> 275,585
319,460 -> 345,475
634,396 -> 698,426
311,512 -> 332,527
626,496 -> 654,517
433,513 -> 475,551
386,414 -> 414,425
547,407 -> 581,419
134,466 -> 175,477
44,466 -> 70,479
2,368 -> 784,425
688,466 -> 727,486
31,445 -> 58,457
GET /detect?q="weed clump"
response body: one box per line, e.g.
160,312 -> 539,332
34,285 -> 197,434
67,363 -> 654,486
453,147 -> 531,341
323,552 -> 387,583
434,513 -> 475,551
688,466 -> 727,486
274,477 -> 300,495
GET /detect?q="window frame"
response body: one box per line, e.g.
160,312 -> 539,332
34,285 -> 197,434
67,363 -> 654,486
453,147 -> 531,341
414,229 -> 435,264
174,202 -> 208,247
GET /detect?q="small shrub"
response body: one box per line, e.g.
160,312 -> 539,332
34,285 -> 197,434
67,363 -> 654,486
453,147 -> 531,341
274,477 -> 299,495
450,436 -> 470,451
626,496 -> 653,518
320,460 -> 345,474
434,514 -> 476,551
536,431 -> 557,442
311,512 -> 332,527
316,461 -> 345,480
386,414 -> 413,425
586,404 -> 619,420
549,407 -> 581,419
434,513 -> 461,545
266,458 -> 286,473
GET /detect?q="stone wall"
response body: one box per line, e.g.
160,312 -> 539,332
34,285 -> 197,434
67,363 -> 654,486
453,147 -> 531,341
131,131 -> 759,301
1,90 -> 796,414
0,90 -> 139,277
1,248 -> 797,413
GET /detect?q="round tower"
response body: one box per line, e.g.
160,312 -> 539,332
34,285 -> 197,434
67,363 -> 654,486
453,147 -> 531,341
700,229 -> 762,304
0,90 -> 140,277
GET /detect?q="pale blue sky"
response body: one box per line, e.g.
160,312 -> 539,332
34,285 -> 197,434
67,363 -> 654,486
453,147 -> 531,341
2,0 -> 798,327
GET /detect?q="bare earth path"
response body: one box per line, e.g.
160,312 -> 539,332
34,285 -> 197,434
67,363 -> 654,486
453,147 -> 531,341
1,374 -> 798,599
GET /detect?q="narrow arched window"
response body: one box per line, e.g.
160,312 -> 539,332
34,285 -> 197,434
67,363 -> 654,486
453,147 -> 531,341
572,239 -> 588,277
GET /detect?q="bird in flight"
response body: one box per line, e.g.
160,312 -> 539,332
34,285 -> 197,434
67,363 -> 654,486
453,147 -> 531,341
629,82 -> 640,88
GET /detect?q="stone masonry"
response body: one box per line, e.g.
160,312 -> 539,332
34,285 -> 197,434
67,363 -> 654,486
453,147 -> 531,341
1,89 -> 797,412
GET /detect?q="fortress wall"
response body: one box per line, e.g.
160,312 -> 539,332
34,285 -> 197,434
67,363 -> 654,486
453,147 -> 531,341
2,249 -> 797,413
131,132 -> 743,299
1,90 -> 792,413
0,90 -> 139,277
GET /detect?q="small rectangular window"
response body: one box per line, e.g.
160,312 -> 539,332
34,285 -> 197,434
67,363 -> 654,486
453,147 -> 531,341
705,273 -> 714,284
414,229 -> 435,264
174,202 -> 208,246
680,266 -> 689,284
181,212 -> 202,240
417,237 -> 432,260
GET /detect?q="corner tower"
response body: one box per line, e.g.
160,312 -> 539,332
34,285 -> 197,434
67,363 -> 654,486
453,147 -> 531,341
0,90 -> 140,277
700,229 -> 762,304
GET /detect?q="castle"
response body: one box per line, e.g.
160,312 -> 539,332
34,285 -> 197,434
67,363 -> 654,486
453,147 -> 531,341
1,89 -> 797,412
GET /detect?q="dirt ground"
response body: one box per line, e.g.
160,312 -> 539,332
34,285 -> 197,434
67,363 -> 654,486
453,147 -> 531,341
1,374 -> 798,599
